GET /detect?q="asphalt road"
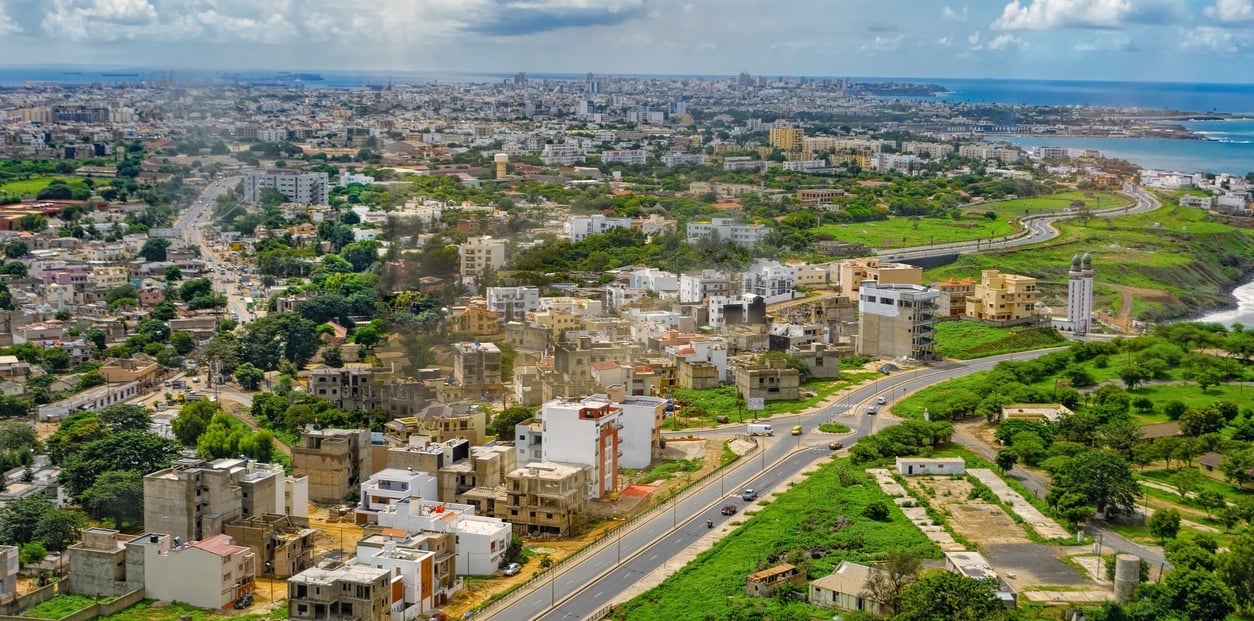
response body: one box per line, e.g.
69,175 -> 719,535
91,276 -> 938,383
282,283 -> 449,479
485,348 -> 1068,621
878,184 -> 1161,262
174,176 -> 257,323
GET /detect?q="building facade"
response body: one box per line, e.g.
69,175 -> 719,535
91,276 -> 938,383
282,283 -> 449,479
242,170 -> 330,205
858,281 -> 940,361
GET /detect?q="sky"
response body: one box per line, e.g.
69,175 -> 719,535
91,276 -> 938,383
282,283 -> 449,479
0,0 -> 1251,82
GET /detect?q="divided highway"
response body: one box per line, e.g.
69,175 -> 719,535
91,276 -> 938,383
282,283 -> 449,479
485,349 -> 1065,621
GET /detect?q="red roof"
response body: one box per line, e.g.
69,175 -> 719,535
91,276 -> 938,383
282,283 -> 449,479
190,534 -> 248,557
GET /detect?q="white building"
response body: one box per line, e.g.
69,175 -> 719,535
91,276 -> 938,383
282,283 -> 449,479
605,284 -> 648,311
519,396 -> 622,498
600,149 -> 648,165
1032,146 -> 1070,160
568,215 -> 633,242
128,533 -> 255,610
356,468 -> 439,523
375,498 -> 512,576
459,236 -> 507,285
1053,253 -> 1094,336
742,259 -> 797,303
662,153 -> 707,166
679,270 -> 734,304
613,396 -> 666,469
686,218 -> 770,247
627,267 -> 679,296
780,159 -> 828,171
242,170 -> 330,205
666,337 -> 729,382
870,153 -> 924,174
339,171 -> 375,186
485,287 -> 540,321
540,143 -> 586,166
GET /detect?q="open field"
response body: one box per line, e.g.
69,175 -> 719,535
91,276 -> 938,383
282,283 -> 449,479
815,213 -> 1018,249
0,176 -> 88,196
610,456 -> 939,621
975,191 -> 1127,217
670,372 -> 878,428
98,601 -> 286,621
25,594 -> 100,619
934,322 -> 1068,360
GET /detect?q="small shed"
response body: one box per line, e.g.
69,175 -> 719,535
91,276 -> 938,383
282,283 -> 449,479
895,456 -> 966,476
745,563 -> 806,598
1000,403 -> 1072,423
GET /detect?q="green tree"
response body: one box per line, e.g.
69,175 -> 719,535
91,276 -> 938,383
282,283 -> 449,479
0,495 -> 56,545
1149,508 -> 1182,544
234,363 -> 265,390
19,542 -> 46,569
489,406 -> 535,441
79,470 -> 144,529
96,404 -> 153,433
41,347 -> 69,372
1052,491 -> 1096,528
1154,567 -> 1237,621
862,500 -> 892,521
163,265 -> 183,281
351,324 -> 383,348
172,400 -> 220,446
60,430 -> 181,497
896,571 -> 1006,621
1051,449 -> 1139,517
859,549 -> 921,616
1220,530 -> 1254,611
170,331 -> 196,355
84,328 -> 107,351
138,238 -> 171,262
1171,468 -> 1204,498
1197,490 -> 1226,518
1180,406 -> 1226,437
322,346 -> 344,368
995,449 -> 1018,472
33,509 -> 85,551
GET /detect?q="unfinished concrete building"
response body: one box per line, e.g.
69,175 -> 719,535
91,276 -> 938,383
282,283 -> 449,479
67,528 -> 142,597
292,428 -> 372,504
223,514 -> 318,579
143,458 -> 307,542
504,462 -> 591,536
436,444 -> 517,517
288,565 -> 392,621
383,402 -> 489,446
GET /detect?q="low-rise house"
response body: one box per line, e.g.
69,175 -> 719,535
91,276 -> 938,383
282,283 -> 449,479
129,533 -> 255,610
1000,403 -> 1073,423
745,563 -> 806,598
222,514 -> 317,579
809,560 -> 886,616
896,457 -> 966,476
288,564 -> 392,621
734,357 -> 801,402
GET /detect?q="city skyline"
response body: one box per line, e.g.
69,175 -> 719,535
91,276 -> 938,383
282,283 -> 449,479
0,0 -> 1251,82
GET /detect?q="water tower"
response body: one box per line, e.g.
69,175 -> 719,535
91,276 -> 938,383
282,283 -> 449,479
494,153 -> 509,179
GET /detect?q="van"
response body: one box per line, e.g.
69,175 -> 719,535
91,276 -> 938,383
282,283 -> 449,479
747,423 -> 773,436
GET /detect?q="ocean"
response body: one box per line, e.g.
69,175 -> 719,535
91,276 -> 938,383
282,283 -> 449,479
1002,131 -> 1254,176
1196,279 -> 1254,328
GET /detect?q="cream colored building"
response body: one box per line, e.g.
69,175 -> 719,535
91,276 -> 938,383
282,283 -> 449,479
769,127 -> 804,151
837,259 -> 923,299
964,270 -> 1039,323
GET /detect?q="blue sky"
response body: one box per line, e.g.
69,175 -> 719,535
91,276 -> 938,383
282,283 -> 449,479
0,0 -> 1251,81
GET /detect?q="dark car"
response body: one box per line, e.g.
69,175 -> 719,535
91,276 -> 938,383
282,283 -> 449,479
828,441 -> 843,450
741,488 -> 758,501
721,504 -> 737,515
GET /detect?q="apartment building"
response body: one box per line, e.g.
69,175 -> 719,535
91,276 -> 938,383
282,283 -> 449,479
452,341 -> 504,399
129,533 -> 255,610
504,462 -> 592,536
242,170 -> 330,205
769,127 -> 804,151
222,514 -> 317,579
384,402 -> 488,447
445,304 -> 502,336
735,356 -> 801,402
143,458 -> 308,543
600,149 -> 647,164
485,286 -> 540,321
836,258 -> 923,298
436,444 -> 516,515
935,277 -> 977,317
288,564 -> 392,621
679,269 -> 734,304
662,153 -> 707,166
539,143 -> 586,166
292,428 -> 372,504
742,259 -> 797,302
964,270 -> 1039,324
858,281 -> 940,361
519,396 -> 621,498
458,236 -> 507,284
356,468 -> 439,524
686,217 -> 769,247
567,214 -> 632,242
375,498 -> 512,576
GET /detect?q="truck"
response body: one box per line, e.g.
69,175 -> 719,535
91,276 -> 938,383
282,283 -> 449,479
747,423 -> 774,436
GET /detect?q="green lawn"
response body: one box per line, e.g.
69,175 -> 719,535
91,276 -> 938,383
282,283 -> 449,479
25,594 -> 101,619
975,191 -> 1127,217
671,372 -> 878,428
934,322 -> 1069,360
0,176 -> 88,196
623,459 -> 703,484
1125,383 -> 1251,422
609,457 -> 939,621
815,213 -> 1017,249
99,601 -> 286,621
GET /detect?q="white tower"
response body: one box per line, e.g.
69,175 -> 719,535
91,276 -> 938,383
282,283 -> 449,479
1066,253 -> 1094,335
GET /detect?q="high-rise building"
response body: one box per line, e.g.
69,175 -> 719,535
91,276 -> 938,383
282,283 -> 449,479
242,170 -> 329,204
1053,254 -> 1094,335
769,127 -> 804,151
459,236 -> 507,284
857,282 -> 940,361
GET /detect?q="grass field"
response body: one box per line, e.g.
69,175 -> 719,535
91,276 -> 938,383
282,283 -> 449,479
25,594 -> 100,619
99,601 -> 286,621
623,459 -> 703,484
609,457 -> 939,621
671,372 -> 878,428
934,322 -> 1069,360
976,191 -> 1127,217
815,213 -> 1017,249
0,176 -> 88,196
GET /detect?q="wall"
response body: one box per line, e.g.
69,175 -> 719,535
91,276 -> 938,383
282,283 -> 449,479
0,588 -> 144,621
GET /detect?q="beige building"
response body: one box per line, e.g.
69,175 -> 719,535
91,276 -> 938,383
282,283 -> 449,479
809,561 -> 886,616
964,270 -> 1039,324
67,528 -> 139,597
292,428 -> 372,504
504,462 -> 591,536
129,533 -> 255,610
143,458 -> 306,543
769,127 -> 804,151
99,356 -> 163,390
837,259 -> 922,299
222,514 -> 317,579
735,357 -> 801,402
437,444 -> 517,516
452,341 -> 504,399
383,402 -> 489,447
288,565 -> 392,621
458,236 -> 507,285
858,281 -> 940,361
1000,403 -> 1073,423
935,277 -> 977,317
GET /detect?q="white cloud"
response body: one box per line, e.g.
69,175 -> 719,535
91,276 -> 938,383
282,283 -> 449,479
937,36 -> 951,45
992,0 -> 1178,30
987,33 -> 1026,49
863,34 -> 903,52
1180,25 -> 1249,52
0,1 -> 19,34
942,4 -> 968,22
1205,0 -> 1254,23
968,31 -> 981,44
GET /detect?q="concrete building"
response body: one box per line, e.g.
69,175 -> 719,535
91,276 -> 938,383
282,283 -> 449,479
458,236 -> 507,285
384,402 -> 489,447
616,396 -> 666,469
129,533 -> 255,610
1000,403 -> 1074,423
485,286 -> 541,321
0,545 -> 13,603
539,143 -> 586,166
1053,253 -> 1094,336
679,269 -> 734,304
600,149 -> 648,165
288,564 -> 392,621
742,259 -> 797,303
837,258 -> 923,299
504,462 -> 592,536
735,356 -> 801,402
242,170 -> 330,205
686,218 -> 770,247
964,270 -> 1039,324
452,341 -> 504,399
292,428 -> 372,504
356,468 -> 439,524
745,563 -> 806,598
222,514 -> 317,579
896,456 -> 966,476
521,396 -> 621,498
567,214 -> 632,242
769,127 -> 804,151
375,498 -> 512,576
809,561 -> 886,615
67,528 -> 139,597
858,281 -> 940,361
143,458 -> 307,543
436,444 -> 517,516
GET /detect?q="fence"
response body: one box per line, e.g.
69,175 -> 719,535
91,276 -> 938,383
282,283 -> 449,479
0,589 -> 144,621
0,580 -> 66,616
475,441 -> 760,620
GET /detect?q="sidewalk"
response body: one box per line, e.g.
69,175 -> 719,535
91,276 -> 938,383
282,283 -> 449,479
969,469 -> 1070,539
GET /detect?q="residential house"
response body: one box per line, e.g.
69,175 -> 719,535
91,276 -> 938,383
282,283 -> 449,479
745,563 -> 806,598
292,428 -> 372,504
374,498 -> 512,576
222,514 -> 317,579
129,533 -> 255,610
809,560 -> 886,616
288,564 -> 392,621
503,462 -> 591,536
355,468 -> 439,525
735,357 -> 801,402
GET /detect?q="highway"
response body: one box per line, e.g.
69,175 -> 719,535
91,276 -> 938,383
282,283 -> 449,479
877,184 -> 1162,262
173,176 -> 258,324
484,349 -> 1068,621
